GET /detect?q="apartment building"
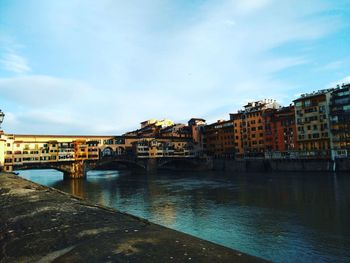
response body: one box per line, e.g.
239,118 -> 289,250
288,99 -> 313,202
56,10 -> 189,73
294,89 -> 333,157
330,84 -> 350,157
233,99 -> 281,157
204,120 -> 235,158
263,105 -> 297,153
188,118 -> 206,145
229,113 -> 244,157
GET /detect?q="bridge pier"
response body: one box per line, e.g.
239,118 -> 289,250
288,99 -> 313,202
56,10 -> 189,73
63,161 -> 87,179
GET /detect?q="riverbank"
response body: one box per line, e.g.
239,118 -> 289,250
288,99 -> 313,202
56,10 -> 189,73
0,173 -> 265,263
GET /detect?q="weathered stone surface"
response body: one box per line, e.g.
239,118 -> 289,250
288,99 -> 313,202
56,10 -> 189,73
0,173 -> 266,263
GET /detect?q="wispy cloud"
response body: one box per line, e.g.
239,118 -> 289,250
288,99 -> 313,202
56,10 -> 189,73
316,60 -> 344,71
1,49 -> 30,74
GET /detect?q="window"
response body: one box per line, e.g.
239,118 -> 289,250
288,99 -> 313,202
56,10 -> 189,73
338,90 -> 350,96
312,133 -> 320,139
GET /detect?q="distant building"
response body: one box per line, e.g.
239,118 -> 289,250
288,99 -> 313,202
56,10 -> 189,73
294,89 -> 334,157
229,113 -> 244,157
132,138 -> 195,158
126,119 -> 177,138
274,106 -> 298,152
140,119 -> 174,129
330,84 -> 350,158
159,124 -> 192,138
230,99 -> 281,157
263,105 -> 297,153
188,118 -> 206,150
204,119 -> 235,158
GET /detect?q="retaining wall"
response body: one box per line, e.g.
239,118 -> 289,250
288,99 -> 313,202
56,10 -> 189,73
213,159 -> 350,172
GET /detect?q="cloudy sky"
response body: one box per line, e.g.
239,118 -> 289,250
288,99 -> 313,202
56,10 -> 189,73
0,0 -> 349,134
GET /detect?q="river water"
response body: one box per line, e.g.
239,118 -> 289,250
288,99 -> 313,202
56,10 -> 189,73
17,169 -> 350,262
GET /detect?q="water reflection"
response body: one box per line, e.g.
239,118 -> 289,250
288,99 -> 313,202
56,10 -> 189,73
18,169 -> 350,263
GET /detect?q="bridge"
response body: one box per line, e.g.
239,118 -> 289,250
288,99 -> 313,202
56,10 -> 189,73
0,133 -> 208,178
12,155 -> 211,179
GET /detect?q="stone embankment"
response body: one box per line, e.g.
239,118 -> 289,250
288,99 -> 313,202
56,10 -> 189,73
0,173 -> 265,263
213,158 -> 350,172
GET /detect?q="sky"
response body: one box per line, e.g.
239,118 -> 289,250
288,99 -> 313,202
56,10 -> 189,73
0,0 -> 350,135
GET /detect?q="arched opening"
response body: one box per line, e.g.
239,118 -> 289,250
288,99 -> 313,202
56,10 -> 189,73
102,147 -> 114,158
90,159 -> 146,173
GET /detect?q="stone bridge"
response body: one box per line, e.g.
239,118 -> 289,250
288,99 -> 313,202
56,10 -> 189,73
13,156 -> 212,179
14,161 -> 88,180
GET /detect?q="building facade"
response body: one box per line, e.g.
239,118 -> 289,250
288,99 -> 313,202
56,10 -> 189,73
132,138 -> 196,158
294,89 -> 333,158
230,99 -> 281,157
330,84 -> 350,158
204,120 -> 235,158
260,106 -> 298,158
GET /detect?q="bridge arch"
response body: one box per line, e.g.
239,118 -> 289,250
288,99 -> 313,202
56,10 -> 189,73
88,158 -> 147,172
14,163 -> 72,177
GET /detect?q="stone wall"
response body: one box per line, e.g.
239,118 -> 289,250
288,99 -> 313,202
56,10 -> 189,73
213,158 -> 350,172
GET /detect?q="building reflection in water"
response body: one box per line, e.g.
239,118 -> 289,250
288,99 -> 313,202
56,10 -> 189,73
68,179 -> 85,199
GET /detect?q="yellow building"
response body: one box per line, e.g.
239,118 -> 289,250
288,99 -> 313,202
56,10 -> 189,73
0,134 -> 114,172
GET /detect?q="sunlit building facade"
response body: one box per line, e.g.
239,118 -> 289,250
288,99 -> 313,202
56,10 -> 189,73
294,89 -> 333,157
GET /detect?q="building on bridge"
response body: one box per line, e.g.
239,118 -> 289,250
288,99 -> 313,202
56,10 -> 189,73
132,138 -> 196,158
0,134 -> 115,172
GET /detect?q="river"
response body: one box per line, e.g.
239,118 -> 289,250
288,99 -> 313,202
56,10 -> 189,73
17,169 -> 350,262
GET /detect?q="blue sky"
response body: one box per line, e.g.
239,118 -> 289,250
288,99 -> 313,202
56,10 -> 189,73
0,0 -> 349,134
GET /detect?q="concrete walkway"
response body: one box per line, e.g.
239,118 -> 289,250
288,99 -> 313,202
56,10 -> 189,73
0,173 -> 266,263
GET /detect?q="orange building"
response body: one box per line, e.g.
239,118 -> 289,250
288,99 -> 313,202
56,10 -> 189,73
274,106 -> 298,152
204,120 -> 235,158
230,99 -> 281,157
229,113 -> 244,157
263,106 -> 297,153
